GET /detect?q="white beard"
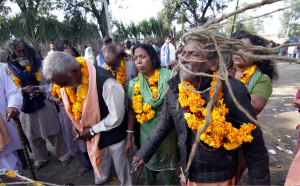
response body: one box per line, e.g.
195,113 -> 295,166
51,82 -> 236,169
180,63 -> 197,81
18,57 -> 33,67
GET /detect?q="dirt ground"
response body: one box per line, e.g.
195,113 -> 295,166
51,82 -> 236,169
23,61 -> 300,185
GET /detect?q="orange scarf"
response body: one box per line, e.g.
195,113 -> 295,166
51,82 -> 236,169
0,114 -> 11,152
61,61 -> 103,178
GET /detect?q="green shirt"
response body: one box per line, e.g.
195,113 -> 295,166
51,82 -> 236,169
250,74 -> 272,101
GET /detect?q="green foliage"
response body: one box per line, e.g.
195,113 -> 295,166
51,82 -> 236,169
0,1 -> 100,50
221,2 -> 265,37
280,0 -> 300,38
113,17 -> 173,45
221,14 -> 265,37
159,0 -> 233,28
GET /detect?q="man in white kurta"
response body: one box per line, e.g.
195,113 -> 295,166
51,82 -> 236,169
4,39 -> 71,171
0,68 -> 23,171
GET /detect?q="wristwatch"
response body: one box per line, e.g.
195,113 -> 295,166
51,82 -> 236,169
90,127 -> 95,136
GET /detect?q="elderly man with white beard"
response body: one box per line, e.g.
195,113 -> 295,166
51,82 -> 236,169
3,39 -> 71,172
132,37 -> 270,185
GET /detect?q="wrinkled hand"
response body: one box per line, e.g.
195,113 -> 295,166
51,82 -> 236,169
167,60 -> 178,70
79,127 -> 94,141
131,155 -> 145,173
4,107 -> 20,122
57,98 -> 64,107
124,138 -> 133,159
72,124 -> 81,141
22,85 -> 39,94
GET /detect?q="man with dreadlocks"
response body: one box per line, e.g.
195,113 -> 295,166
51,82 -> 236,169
132,34 -> 270,185
3,38 -> 71,172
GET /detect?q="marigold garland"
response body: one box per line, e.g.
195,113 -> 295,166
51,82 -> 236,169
65,57 -> 89,120
5,170 -> 44,185
178,71 -> 256,150
6,170 -> 17,177
132,69 -> 159,124
51,84 -> 62,98
9,66 -> 42,88
239,64 -> 257,84
106,58 -> 126,87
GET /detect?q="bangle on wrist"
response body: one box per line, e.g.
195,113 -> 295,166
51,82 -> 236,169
126,130 -> 134,133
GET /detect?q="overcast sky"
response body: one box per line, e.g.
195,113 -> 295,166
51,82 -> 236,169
7,0 -> 285,34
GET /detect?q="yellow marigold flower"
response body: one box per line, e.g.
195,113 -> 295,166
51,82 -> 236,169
51,84 -> 61,98
179,71 -> 255,150
106,58 -> 126,87
6,170 -> 16,177
132,69 -> 159,124
239,64 -> 257,85
65,58 -> 89,120
224,142 -> 240,150
33,183 -> 44,186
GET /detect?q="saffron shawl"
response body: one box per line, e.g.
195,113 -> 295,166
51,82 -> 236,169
61,61 -> 103,178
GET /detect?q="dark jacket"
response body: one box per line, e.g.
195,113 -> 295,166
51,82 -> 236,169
136,73 -> 270,184
95,66 -> 127,149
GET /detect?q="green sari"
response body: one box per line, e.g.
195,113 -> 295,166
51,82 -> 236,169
128,68 -> 178,171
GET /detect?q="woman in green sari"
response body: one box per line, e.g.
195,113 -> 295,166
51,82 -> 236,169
232,30 -> 278,184
125,44 -> 178,185
232,30 -> 278,115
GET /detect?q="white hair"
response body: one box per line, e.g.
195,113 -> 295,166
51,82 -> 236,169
43,51 -> 80,80
0,50 -> 7,63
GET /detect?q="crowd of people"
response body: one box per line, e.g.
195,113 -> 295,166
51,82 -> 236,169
0,29 -> 298,185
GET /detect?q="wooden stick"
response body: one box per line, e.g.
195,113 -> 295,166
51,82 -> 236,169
13,118 -> 36,180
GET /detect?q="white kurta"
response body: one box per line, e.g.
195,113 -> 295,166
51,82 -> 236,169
0,68 -> 23,170
2,63 -> 61,140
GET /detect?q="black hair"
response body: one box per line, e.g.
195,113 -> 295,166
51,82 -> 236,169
7,38 -> 36,63
165,35 -> 172,39
104,36 -> 113,45
232,30 -> 278,81
55,38 -> 72,52
126,41 -> 131,49
133,44 -> 161,69
63,45 -> 80,57
50,42 -> 55,45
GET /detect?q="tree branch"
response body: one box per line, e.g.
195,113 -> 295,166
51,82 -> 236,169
34,0 -> 41,13
201,0 -> 213,21
183,1 -> 200,26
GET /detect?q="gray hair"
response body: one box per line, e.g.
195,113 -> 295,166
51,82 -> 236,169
0,50 -> 8,63
43,51 -> 80,79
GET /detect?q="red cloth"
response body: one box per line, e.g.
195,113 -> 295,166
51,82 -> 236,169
294,88 -> 300,104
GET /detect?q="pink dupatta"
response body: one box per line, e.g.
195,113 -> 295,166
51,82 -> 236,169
61,60 -> 103,178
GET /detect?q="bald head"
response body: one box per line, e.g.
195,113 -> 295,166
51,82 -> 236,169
43,52 -> 81,85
